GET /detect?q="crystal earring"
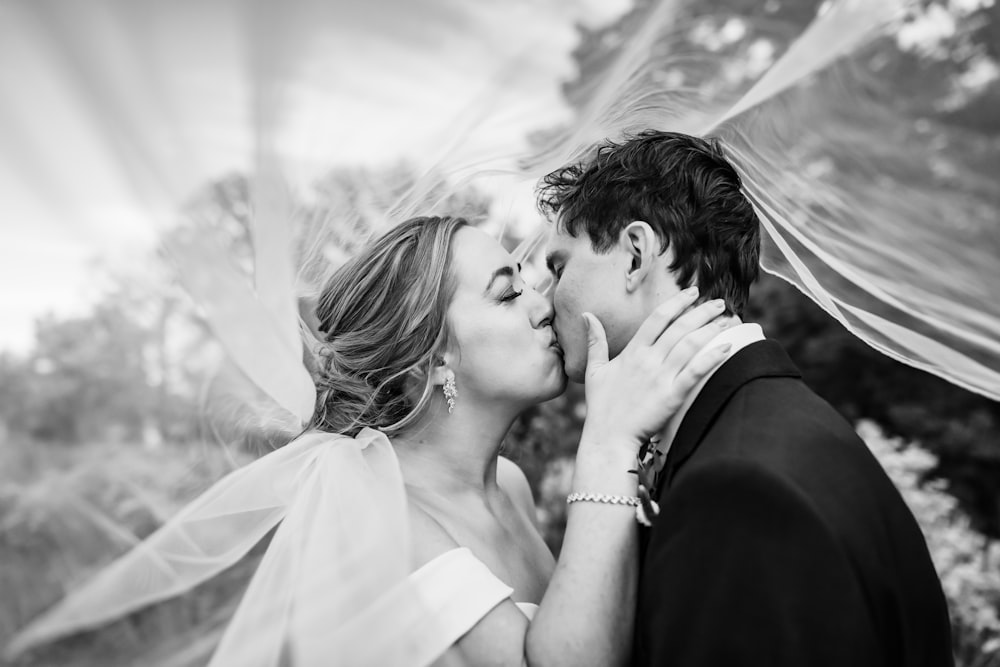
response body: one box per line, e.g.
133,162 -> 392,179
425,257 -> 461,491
442,372 -> 457,414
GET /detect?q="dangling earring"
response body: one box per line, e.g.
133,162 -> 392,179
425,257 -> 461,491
442,372 -> 457,414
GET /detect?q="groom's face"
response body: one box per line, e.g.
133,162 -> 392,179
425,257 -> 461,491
544,227 -> 636,383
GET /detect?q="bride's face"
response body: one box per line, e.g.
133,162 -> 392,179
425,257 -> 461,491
444,227 -> 566,409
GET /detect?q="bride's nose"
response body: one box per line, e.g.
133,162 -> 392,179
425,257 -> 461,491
527,286 -> 555,329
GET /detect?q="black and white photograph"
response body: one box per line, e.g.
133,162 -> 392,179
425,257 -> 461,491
1,0 -> 998,665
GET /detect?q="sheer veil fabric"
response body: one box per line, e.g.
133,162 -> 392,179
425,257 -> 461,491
0,0 -> 996,403
4,0 -> 999,663
6,429 -> 478,666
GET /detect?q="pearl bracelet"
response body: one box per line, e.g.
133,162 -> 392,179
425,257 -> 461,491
566,492 -> 659,526
566,492 -> 640,507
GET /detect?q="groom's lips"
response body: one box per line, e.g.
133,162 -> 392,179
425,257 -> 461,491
549,330 -> 563,355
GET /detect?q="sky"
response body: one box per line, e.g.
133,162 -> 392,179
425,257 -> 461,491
0,0 -> 631,354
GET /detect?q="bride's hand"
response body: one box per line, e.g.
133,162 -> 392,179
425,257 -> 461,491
580,287 -> 734,452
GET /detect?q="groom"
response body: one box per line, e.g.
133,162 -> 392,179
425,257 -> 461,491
538,131 -> 953,666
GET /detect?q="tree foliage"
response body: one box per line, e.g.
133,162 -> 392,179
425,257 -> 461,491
0,286 -> 201,446
861,420 -> 1000,666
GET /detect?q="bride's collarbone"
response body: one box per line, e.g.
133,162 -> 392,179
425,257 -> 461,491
407,486 -> 525,547
406,490 -> 553,601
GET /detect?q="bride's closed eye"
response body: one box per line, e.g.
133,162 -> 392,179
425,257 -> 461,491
498,288 -> 524,304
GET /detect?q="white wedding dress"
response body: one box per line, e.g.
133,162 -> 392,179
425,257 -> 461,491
400,548 -> 538,662
411,547 -> 538,620
6,429 -> 535,667
279,545 -> 537,666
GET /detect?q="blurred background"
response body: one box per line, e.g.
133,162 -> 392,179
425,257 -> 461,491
1,0 -> 999,665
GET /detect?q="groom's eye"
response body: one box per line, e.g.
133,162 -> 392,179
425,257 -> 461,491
545,253 -> 564,280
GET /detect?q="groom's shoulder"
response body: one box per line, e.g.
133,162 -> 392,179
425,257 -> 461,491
689,358 -> 889,497
715,350 -> 858,447
676,338 -> 890,507
700,337 -> 850,438
716,374 -> 868,467
687,366 -> 920,543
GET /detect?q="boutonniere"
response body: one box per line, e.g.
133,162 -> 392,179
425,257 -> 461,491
629,436 -> 665,527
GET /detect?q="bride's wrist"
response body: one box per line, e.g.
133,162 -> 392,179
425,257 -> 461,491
577,428 -> 644,458
573,437 -> 640,491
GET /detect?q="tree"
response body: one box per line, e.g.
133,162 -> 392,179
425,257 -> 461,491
25,301 -> 156,443
862,420 -> 1000,666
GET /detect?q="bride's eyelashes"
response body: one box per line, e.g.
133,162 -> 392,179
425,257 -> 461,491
497,288 -> 524,304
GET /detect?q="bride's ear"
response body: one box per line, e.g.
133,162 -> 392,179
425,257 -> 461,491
620,221 -> 660,293
429,354 -> 454,387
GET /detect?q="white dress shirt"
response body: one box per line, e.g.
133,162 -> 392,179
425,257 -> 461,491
656,322 -> 766,462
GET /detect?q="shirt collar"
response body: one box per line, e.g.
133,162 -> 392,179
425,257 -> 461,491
657,322 -> 766,459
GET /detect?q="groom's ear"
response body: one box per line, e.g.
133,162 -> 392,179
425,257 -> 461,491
620,221 -> 659,294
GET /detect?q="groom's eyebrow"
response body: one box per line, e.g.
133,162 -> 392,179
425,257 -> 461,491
485,263 -> 520,292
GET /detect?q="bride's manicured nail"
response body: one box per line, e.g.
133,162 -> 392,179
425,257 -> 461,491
710,299 -> 726,309
683,286 -> 699,297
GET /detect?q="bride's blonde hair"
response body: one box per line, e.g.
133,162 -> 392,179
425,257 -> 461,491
312,215 -> 468,436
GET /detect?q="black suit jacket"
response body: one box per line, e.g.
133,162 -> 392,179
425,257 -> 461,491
634,340 -> 953,667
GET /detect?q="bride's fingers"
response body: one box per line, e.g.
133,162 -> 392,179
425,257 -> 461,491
583,312 -> 610,377
629,286 -> 700,348
667,342 -> 733,397
650,299 -> 729,359
659,315 -> 734,373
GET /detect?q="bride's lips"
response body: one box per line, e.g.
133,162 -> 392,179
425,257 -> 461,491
544,323 -> 563,356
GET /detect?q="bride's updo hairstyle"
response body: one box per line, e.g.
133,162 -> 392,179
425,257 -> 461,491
312,215 -> 468,436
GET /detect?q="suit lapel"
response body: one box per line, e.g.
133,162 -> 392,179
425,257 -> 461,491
658,340 -> 801,496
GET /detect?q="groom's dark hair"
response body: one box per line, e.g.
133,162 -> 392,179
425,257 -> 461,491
537,130 -> 760,316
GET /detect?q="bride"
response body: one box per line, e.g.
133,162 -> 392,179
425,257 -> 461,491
8,214 -> 731,667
